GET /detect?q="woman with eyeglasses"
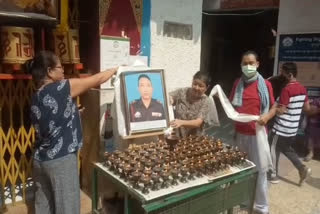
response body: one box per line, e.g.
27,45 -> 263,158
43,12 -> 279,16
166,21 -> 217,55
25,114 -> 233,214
169,71 -> 211,137
26,51 -> 117,214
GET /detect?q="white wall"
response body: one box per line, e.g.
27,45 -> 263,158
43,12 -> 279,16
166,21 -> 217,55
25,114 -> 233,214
150,0 -> 203,92
277,0 -> 320,34
274,0 -> 320,74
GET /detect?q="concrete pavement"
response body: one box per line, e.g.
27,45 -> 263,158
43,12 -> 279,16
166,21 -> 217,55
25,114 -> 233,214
269,156 -> 320,214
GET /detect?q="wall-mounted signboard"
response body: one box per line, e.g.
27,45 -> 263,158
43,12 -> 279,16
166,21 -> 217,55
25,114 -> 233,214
278,33 -> 320,87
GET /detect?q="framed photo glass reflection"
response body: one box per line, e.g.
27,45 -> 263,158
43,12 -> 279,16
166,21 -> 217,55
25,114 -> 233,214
121,69 -> 169,134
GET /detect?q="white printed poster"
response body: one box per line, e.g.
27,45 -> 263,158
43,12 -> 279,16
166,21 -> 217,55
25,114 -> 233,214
100,36 -> 130,89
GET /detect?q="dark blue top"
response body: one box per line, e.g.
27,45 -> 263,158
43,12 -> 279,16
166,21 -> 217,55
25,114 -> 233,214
30,80 -> 83,161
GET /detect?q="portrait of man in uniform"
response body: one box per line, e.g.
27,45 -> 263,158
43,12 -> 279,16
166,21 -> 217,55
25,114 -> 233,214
129,74 -> 165,122
122,70 -> 169,134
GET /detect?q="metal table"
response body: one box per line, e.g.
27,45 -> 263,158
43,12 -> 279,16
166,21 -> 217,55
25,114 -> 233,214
92,162 -> 258,214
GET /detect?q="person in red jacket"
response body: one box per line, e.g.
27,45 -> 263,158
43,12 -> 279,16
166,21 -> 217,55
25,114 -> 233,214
230,51 -> 276,214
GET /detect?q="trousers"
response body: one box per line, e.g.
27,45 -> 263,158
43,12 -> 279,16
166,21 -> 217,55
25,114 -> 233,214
33,153 -> 80,214
269,133 -> 304,177
234,133 -> 269,214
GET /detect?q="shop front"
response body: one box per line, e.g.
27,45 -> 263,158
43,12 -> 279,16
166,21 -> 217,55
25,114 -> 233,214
0,0 -> 262,213
0,0 -> 86,210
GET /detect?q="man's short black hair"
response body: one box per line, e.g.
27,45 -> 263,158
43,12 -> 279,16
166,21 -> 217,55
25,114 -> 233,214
242,50 -> 259,61
138,74 -> 152,85
281,62 -> 298,78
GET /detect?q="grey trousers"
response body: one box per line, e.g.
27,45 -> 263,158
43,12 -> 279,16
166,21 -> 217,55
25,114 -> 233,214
33,153 -> 80,214
234,133 -> 269,214
269,133 -> 304,177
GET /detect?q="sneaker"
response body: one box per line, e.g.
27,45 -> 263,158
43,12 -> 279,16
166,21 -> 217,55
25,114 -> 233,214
269,176 -> 280,184
304,152 -> 314,162
299,166 -> 311,186
254,211 -> 269,214
253,208 -> 269,214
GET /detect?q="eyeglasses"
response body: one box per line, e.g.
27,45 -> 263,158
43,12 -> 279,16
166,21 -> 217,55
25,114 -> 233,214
54,65 -> 64,70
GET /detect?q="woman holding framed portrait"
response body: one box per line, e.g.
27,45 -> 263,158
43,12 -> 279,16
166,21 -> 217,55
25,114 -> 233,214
169,71 -> 212,137
27,51 -> 117,214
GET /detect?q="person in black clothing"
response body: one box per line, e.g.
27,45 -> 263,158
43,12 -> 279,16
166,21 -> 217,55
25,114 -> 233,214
268,74 -> 288,99
267,74 -> 289,131
129,74 -> 165,122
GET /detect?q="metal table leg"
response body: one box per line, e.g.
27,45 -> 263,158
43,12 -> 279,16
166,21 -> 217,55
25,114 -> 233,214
92,167 -> 98,213
248,173 -> 258,214
227,181 -> 234,214
124,192 -> 133,214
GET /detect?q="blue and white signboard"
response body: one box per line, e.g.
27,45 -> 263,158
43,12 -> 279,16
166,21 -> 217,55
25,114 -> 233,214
278,34 -> 320,135
279,33 -> 320,62
278,33 -> 320,87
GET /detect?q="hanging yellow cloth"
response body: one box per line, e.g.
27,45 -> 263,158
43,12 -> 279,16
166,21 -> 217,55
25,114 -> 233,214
57,0 -> 69,33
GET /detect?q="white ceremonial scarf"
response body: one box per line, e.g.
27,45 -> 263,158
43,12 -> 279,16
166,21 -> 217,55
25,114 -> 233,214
209,85 -> 272,172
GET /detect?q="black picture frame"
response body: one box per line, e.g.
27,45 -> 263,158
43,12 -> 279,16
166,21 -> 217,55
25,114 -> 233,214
121,69 -> 169,135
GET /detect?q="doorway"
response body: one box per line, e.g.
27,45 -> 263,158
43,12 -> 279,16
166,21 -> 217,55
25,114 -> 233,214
201,9 -> 279,95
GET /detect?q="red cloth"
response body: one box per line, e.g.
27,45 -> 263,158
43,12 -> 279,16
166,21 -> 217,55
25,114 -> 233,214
230,79 -> 275,135
101,0 -> 141,55
278,81 -> 308,106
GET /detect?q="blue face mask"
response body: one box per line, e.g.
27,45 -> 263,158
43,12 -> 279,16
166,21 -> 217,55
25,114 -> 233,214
241,65 -> 257,78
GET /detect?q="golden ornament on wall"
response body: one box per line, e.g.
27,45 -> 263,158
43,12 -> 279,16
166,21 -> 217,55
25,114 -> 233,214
53,29 -> 80,64
99,0 -> 112,34
130,0 -> 143,34
68,29 -> 80,63
0,26 -> 34,64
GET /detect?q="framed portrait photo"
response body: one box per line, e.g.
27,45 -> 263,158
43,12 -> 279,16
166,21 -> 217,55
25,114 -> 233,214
121,69 -> 169,135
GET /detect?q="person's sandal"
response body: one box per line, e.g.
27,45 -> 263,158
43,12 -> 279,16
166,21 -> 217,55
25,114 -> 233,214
269,176 -> 280,184
304,152 -> 313,162
299,166 -> 311,186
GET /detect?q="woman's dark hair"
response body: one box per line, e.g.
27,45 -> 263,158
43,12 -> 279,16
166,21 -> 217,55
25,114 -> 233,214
281,62 -> 297,78
25,51 -> 58,88
193,71 -> 211,87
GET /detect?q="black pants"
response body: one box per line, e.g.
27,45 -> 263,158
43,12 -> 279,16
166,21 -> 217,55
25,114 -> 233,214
269,133 -> 304,176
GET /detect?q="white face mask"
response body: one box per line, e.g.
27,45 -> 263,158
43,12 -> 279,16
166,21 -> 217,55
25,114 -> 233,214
241,65 -> 257,78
